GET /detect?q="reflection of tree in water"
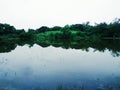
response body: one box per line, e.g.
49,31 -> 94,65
0,41 -> 17,53
111,52 -> 120,57
0,39 -> 120,57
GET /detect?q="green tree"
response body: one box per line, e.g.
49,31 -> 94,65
36,26 -> 50,33
70,24 -> 84,31
51,26 -> 62,31
0,23 -> 16,35
61,25 -> 72,39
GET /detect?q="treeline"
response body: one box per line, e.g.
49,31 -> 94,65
0,18 -> 120,40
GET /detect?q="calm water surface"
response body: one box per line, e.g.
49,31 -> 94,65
0,44 -> 120,90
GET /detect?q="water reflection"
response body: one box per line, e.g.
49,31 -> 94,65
0,44 -> 120,89
0,39 -> 120,57
0,39 -> 120,90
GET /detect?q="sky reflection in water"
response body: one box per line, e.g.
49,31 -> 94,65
0,44 -> 120,90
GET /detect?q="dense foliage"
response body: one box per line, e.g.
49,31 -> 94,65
0,38 -> 120,57
0,18 -> 120,40
0,19 -> 120,56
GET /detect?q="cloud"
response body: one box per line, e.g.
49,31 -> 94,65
0,0 -> 120,29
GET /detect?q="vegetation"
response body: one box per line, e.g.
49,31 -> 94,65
0,18 -> 120,56
0,18 -> 120,41
0,37 -> 120,57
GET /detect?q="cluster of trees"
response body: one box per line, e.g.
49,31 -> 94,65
0,18 -> 120,40
0,23 -> 25,35
0,24 -> 34,40
36,18 -> 120,38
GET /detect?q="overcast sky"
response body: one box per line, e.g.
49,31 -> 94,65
0,0 -> 120,29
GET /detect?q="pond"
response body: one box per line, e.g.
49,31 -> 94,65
0,40 -> 120,90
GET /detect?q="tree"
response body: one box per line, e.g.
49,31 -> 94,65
108,19 -> 120,37
36,26 -> 50,33
61,25 -> 72,39
0,23 -> 16,35
70,24 -> 84,31
51,26 -> 62,31
28,29 -> 36,34
15,29 -> 25,35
